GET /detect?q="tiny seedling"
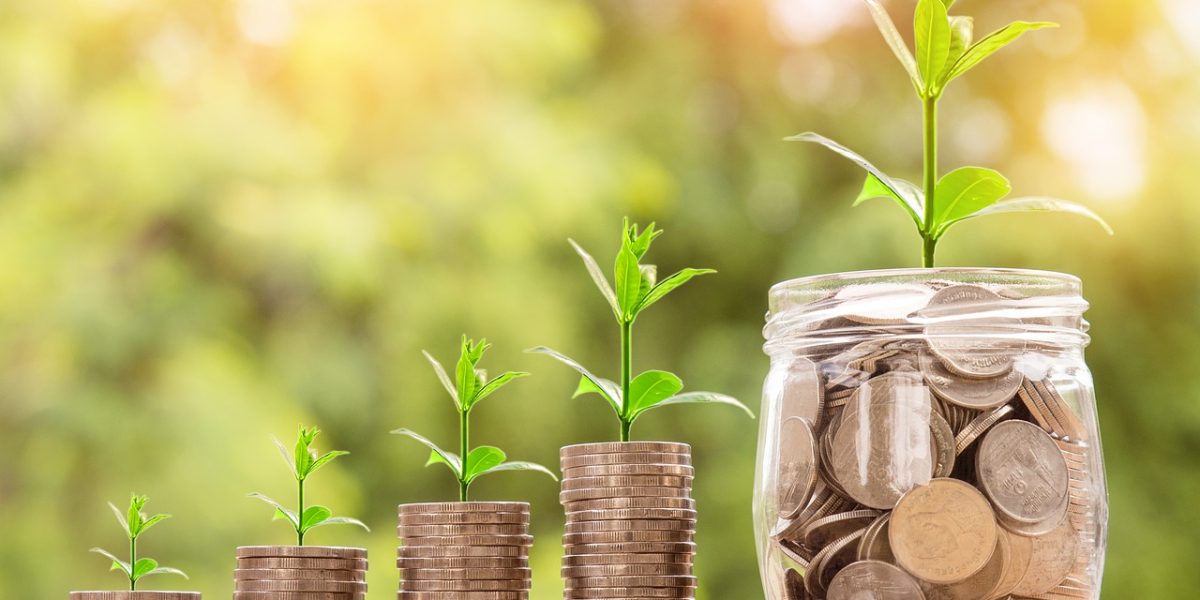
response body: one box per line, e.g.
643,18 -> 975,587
249,425 -> 369,545
392,336 -> 558,501
89,494 -> 187,591
530,219 -> 753,442
789,0 -> 1112,267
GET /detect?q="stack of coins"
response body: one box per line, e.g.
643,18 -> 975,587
70,593 -> 201,600
560,441 -> 698,600
397,501 -> 532,599
764,283 -> 1103,600
233,546 -> 367,599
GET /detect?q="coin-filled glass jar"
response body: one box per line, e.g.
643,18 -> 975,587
754,269 -> 1107,600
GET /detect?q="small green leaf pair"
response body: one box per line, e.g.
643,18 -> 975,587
791,0 -> 1111,267
249,425 -> 369,545
90,494 -> 187,591
531,220 -> 752,442
394,337 -> 557,502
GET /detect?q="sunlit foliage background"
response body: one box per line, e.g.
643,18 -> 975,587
1,0 -> 1196,597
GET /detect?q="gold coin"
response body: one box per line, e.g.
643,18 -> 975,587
400,567 -> 531,580
401,578 -> 530,591
563,497 -> 695,512
559,486 -> 692,503
397,523 -> 529,537
233,593 -> 364,600
563,464 -> 695,478
561,441 -> 690,456
561,552 -> 694,566
235,579 -> 366,593
919,531 -> 1007,599
977,420 -> 1070,525
563,587 -> 694,599
398,512 -> 530,525
234,568 -> 366,581
234,557 -> 367,571
565,541 -> 697,555
1011,519 -> 1078,596
397,544 -> 528,558
922,285 -> 1024,379
566,508 -> 697,522
562,529 -> 694,545
561,474 -> 693,491
397,592 -> 523,600
890,478 -> 998,585
560,452 -> 693,469
71,594 -> 202,600
564,575 -> 697,588
565,519 -> 695,533
396,556 -> 527,569
400,534 -> 533,547
398,502 -> 529,514
562,563 -> 692,577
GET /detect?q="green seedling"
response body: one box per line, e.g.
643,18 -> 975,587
392,336 -> 558,501
249,425 -> 369,545
789,0 -> 1112,267
89,494 -> 187,591
530,219 -> 753,442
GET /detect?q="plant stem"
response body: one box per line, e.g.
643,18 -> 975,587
459,407 -> 470,502
297,477 -> 305,546
922,94 -> 939,268
129,535 -> 137,591
620,319 -> 633,443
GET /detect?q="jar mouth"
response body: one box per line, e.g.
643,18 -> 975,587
764,267 -> 1090,352
769,267 -> 1081,299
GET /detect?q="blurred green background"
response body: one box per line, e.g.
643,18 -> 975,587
1,0 -> 1196,597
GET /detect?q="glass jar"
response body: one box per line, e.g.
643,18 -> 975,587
753,269 -> 1107,600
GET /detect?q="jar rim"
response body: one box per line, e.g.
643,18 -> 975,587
769,267 -> 1081,298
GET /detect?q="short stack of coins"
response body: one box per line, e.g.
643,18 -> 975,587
764,282 -> 1103,600
233,546 -> 367,599
397,501 -> 532,600
560,441 -> 698,600
70,593 -> 201,600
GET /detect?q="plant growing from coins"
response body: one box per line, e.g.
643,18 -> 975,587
530,219 -> 753,441
249,425 -> 369,545
790,0 -> 1111,267
392,336 -> 558,501
89,494 -> 188,591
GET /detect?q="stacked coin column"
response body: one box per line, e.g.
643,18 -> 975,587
559,442 -> 698,600
397,502 -> 532,599
233,546 -> 367,599
71,593 -> 201,600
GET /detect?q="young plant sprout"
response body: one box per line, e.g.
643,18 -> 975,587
789,0 -> 1112,267
89,494 -> 187,591
392,337 -> 558,501
530,220 -> 753,442
249,425 -> 369,546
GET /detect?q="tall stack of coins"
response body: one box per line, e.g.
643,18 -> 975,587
560,442 -> 698,600
758,277 -> 1107,600
397,502 -> 532,599
233,546 -> 367,599
70,593 -> 202,600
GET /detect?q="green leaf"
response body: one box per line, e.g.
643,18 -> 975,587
471,460 -> 560,482
299,505 -> 332,533
107,502 -> 130,537
943,21 -> 1058,85
132,558 -> 158,581
137,513 -> 171,536
613,243 -> 643,320
931,167 -> 1011,238
145,566 -> 189,580
638,264 -> 657,304
787,133 -> 925,225
568,239 -> 621,318
455,337 -> 483,408
944,16 -> 974,76
294,426 -> 318,480
526,347 -> 622,414
90,547 -> 131,577
958,196 -> 1113,234
464,446 -> 507,483
634,268 -> 716,314
306,515 -> 370,532
471,371 -> 530,409
862,0 -> 923,90
248,493 -> 300,529
127,495 -> 146,538
624,219 -> 661,259
390,428 -> 464,478
422,350 -> 461,411
273,438 -> 296,473
627,370 -> 684,416
853,174 -> 926,229
630,391 -> 755,421
307,450 -> 349,478
914,0 -> 951,94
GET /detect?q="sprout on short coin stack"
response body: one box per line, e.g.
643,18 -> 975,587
531,220 -> 753,600
392,336 -> 557,600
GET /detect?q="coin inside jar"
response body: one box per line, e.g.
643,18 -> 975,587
976,420 -> 1070,526
921,285 -> 1025,379
920,351 -> 1021,409
826,560 -> 925,600
778,417 -> 819,519
890,478 -> 999,585
831,373 -> 934,509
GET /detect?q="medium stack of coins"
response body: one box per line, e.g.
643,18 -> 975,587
70,593 -> 201,600
560,441 -> 698,600
763,283 -> 1103,600
233,546 -> 367,599
397,501 -> 532,600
